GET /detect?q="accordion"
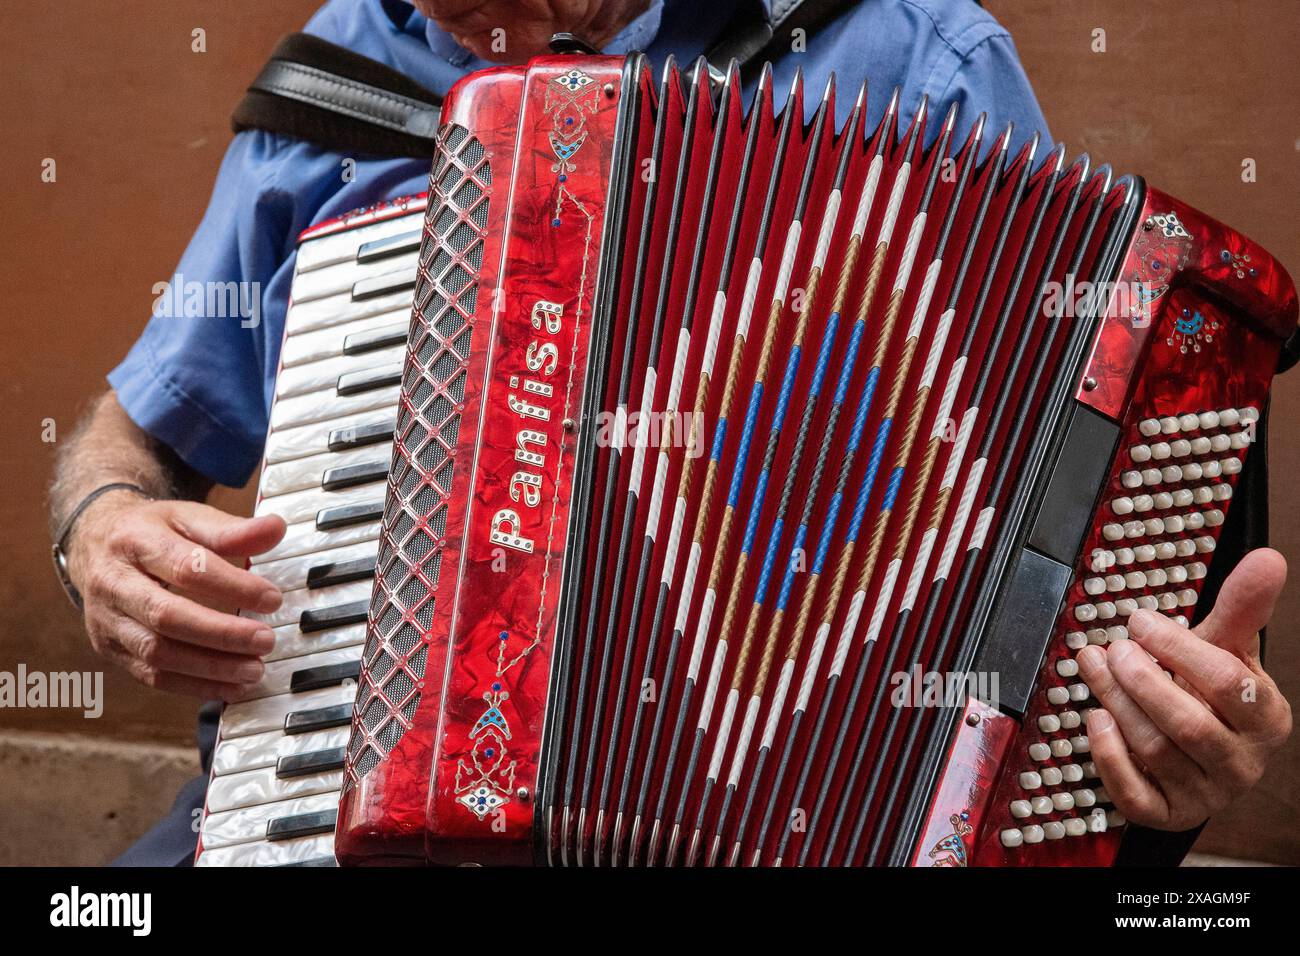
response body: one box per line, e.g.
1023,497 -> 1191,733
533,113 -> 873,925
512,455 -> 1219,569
195,53 -> 1297,867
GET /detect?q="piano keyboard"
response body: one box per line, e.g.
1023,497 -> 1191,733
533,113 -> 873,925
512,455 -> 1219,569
195,198 -> 427,867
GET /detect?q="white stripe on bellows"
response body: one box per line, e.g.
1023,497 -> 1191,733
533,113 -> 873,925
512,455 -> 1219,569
936,456 -> 986,580
811,189 -> 843,271
929,355 -> 966,441
761,659 -> 796,749
796,622 -> 832,709
905,258 -> 944,341
707,689 -> 741,778
901,528 -> 938,612
696,636 -> 728,726
863,557 -> 902,645
890,211 -> 927,294
736,257 -> 763,340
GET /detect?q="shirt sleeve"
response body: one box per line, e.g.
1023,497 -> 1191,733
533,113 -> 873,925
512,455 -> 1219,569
108,130 -> 301,489
929,31 -> 1053,151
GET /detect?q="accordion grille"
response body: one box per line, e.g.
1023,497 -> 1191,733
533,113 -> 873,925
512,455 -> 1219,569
344,123 -> 489,787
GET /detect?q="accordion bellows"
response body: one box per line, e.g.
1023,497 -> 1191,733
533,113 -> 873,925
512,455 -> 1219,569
200,52 -> 1297,868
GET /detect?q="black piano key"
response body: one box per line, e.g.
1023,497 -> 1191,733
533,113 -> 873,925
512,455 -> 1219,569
306,556 -> 377,590
298,600 -> 368,633
336,364 -> 402,397
276,746 -> 347,779
266,808 -> 338,842
327,418 -> 393,452
284,703 -> 353,734
274,856 -> 338,868
315,501 -> 384,531
351,270 -> 415,301
321,459 -> 388,491
342,322 -> 408,356
290,660 -> 361,693
356,229 -> 421,264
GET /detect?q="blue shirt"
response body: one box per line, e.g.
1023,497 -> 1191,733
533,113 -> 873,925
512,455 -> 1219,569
109,0 -> 1050,488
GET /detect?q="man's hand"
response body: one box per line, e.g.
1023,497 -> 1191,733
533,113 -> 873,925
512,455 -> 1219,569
67,493 -> 286,700
1076,547 -> 1292,831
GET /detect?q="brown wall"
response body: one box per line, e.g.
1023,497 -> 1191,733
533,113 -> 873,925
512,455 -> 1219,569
0,1 -> 1296,863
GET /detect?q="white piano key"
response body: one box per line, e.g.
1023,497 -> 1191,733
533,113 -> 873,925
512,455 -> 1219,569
196,832 -> 336,867
266,620 -> 367,665
254,480 -> 385,527
200,791 -> 338,850
244,578 -> 372,629
293,209 -> 424,273
213,726 -> 350,776
288,286 -> 415,337
256,517 -> 384,566
279,311 -> 409,368
274,348 -> 406,401
254,539 -> 379,593
207,766 -> 344,814
264,407 -> 396,465
236,645 -> 364,702
270,382 -> 401,431
291,251 -> 419,305
260,442 -> 394,499
219,684 -> 356,739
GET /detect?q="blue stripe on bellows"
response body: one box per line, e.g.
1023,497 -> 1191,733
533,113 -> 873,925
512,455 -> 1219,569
741,471 -> 772,552
773,523 -> 809,611
726,384 -> 765,506
844,418 -> 892,543
882,463 -> 905,511
811,491 -> 844,574
807,312 -> 840,399
832,316 -> 864,407
709,417 -> 728,462
770,344 -> 802,431
753,516 -> 788,602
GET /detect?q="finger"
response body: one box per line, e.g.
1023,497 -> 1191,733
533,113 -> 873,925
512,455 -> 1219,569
1128,608 -> 1277,732
1075,643 -> 1204,786
108,612 -> 265,685
133,529 -> 281,613
167,503 -> 287,559
1084,708 -> 1172,828
106,572 -> 277,656
1192,547 -> 1286,660
1102,630 -> 1238,774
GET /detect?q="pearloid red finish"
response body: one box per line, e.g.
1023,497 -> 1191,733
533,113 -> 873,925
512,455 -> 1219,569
916,192 -> 1296,867
336,59 -> 626,865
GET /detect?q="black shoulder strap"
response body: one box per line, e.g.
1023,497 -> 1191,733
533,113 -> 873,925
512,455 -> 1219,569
231,33 -> 442,159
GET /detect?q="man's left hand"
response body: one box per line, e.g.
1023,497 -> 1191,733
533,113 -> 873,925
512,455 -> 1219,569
1076,547 -> 1292,831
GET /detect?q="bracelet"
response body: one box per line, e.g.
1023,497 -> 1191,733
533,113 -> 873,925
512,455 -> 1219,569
51,483 -> 153,612
54,482 -> 152,550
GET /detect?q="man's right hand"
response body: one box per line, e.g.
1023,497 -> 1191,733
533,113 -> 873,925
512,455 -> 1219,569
66,493 -> 286,700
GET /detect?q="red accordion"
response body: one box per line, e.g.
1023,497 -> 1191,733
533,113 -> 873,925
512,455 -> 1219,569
302,53 -> 1295,867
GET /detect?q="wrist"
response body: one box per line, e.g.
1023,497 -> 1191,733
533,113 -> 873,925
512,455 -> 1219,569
53,483 -> 153,608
